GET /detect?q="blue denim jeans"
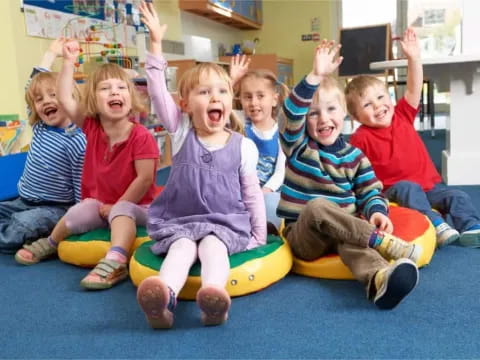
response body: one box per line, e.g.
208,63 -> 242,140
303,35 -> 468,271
0,197 -> 69,254
384,181 -> 480,233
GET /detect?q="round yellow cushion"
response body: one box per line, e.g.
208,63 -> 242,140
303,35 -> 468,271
129,235 -> 293,300
292,205 -> 436,279
58,227 -> 150,267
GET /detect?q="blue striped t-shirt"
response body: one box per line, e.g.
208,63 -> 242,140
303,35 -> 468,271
18,122 -> 86,204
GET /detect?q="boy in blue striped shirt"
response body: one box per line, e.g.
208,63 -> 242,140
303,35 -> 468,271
0,38 -> 86,253
277,40 -> 421,309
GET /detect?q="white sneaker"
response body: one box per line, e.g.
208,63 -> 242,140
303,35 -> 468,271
435,223 -> 459,247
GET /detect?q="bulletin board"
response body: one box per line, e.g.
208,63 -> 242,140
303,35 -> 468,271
21,0 -> 143,48
338,24 -> 391,77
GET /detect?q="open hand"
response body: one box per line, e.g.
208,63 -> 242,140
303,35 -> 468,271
49,37 -> 67,57
139,1 -> 167,48
308,39 -> 343,84
400,27 -> 421,60
230,54 -> 251,85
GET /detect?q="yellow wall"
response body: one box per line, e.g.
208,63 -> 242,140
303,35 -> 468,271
0,0 -> 182,122
244,1 -> 335,83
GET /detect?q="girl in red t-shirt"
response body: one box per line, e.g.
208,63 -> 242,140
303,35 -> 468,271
15,39 -> 159,290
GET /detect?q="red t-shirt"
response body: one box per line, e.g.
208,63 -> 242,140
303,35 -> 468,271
81,117 -> 159,205
349,98 -> 441,192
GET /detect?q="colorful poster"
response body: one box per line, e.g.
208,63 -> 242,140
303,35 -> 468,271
22,0 -> 142,48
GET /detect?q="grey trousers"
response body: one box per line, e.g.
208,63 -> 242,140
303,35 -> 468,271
283,198 -> 389,293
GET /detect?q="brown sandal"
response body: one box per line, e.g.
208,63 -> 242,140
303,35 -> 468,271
15,238 -> 57,265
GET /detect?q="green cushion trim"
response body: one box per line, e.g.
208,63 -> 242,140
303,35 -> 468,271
66,227 -> 148,242
134,235 -> 283,276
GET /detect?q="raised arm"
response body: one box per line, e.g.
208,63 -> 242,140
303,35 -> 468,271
401,27 -> 423,109
278,40 -> 343,150
230,54 -> 251,86
57,39 -> 85,127
139,1 -> 167,57
140,1 -> 182,133
39,37 -> 66,70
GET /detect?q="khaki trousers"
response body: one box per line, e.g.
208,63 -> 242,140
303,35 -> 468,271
283,198 -> 389,294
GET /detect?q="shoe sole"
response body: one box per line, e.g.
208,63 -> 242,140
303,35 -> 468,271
137,277 -> 173,329
375,260 -> 419,310
196,286 -> 231,326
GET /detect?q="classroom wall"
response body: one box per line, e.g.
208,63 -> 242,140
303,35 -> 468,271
0,0 -> 336,124
243,1 -> 336,83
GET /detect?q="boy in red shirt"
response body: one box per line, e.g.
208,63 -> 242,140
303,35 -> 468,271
347,27 -> 480,248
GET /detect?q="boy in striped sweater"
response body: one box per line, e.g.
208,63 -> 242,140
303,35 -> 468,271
277,40 -> 421,309
0,38 -> 86,253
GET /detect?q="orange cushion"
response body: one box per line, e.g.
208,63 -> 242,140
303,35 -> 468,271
291,205 -> 436,279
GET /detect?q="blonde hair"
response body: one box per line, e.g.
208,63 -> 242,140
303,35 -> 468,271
345,75 -> 387,117
83,63 -> 146,118
236,69 -> 290,118
177,62 -> 244,135
313,76 -> 346,112
25,72 -> 80,126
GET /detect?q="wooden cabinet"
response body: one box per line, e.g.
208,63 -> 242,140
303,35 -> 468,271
179,0 -> 262,30
220,54 -> 294,88
167,59 -> 229,93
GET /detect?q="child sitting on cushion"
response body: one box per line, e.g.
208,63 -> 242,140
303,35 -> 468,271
15,39 -> 159,290
347,27 -> 480,248
136,1 -> 266,328
0,37 -> 86,254
277,39 -> 421,310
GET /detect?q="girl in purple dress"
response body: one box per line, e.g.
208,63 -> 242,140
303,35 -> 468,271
137,1 -> 266,329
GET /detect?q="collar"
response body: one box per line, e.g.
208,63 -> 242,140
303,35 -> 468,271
316,135 -> 346,153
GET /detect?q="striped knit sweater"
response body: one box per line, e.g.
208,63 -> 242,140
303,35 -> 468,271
276,77 -> 388,223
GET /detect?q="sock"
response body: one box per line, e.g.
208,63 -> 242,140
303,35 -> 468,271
47,236 -> 58,248
466,224 -> 480,232
167,286 -> 177,312
369,230 -> 383,248
431,218 -> 443,227
106,246 -> 128,264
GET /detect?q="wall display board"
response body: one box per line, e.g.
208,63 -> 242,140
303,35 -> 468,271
22,0 -> 144,48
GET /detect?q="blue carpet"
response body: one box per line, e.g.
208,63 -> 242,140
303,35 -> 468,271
1,130 -> 480,359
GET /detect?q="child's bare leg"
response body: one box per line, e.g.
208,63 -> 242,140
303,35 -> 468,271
138,238 -> 197,329
196,235 -> 231,326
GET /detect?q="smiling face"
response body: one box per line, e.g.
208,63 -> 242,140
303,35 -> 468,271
95,78 -> 132,121
306,86 -> 346,146
239,76 -> 278,126
181,69 -> 233,138
351,83 -> 394,128
30,78 -> 70,128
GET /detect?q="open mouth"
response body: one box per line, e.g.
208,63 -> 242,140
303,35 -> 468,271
375,109 -> 388,121
108,100 -> 123,110
317,126 -> 335,138
43,106 -> 58,118
207,109 -> 222,123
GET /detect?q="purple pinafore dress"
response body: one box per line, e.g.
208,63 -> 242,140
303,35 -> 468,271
148,128 -> 252,255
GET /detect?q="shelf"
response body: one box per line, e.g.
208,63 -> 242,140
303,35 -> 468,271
179,0 -> 261,30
